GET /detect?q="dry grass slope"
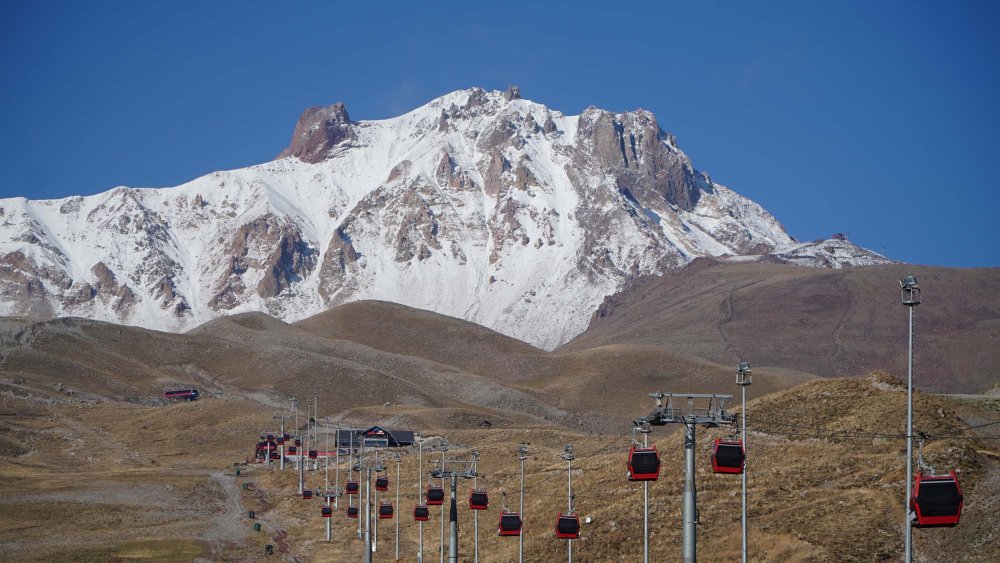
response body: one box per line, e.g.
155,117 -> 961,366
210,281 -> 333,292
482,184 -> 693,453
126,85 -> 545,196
563,260 -> 1000,394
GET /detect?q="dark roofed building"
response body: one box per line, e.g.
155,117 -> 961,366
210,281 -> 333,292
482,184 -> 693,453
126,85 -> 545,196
335,426 -> 415,449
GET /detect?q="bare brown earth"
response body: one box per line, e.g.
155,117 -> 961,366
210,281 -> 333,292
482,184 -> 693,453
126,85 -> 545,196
562,259 -> 1000,394
0,298 -> 997,561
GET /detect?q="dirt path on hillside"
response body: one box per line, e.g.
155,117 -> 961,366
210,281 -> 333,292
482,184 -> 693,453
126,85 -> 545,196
198,472 -> 247,554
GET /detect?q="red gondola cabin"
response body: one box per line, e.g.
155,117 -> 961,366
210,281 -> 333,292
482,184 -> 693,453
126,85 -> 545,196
308,449 -> 318,460
321,506 -> 333,518
469,489 -> 489,510
378,501 -> 394,519
498,511 -> 522,536
911,471 -> 963,527
347,506 -> 359,519
555,512 -> 580,539
627,445 -> 661,481
414,504 -> 430,521
711,438 -> 745,474
345,481 -> 359,495
375,476 -> 389,491
302,489 -> 313,500
426,485 -> 445,506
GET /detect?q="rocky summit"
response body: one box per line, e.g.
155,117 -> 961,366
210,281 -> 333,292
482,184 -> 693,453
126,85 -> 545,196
0,87 -> 889,348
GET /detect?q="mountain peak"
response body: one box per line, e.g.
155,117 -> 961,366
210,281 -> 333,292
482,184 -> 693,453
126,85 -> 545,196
276,101 -> 354,163
0,87 -> 892,349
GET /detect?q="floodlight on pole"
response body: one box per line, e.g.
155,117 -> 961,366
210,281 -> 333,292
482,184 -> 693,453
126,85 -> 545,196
517,443 -> 528,563
471,449 -> 481,563
562,444 -> 576,563
901,275 -> 920,563
416,434 -> 428,563
737,361 -> 752,563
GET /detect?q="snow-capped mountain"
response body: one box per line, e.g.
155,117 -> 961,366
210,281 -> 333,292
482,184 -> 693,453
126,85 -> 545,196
0,86 -> 890,349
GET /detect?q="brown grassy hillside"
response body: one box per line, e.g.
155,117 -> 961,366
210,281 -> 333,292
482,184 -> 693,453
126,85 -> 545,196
1,299 -> 996,561
562,260 -> 1000,394
236,374 -> 999,562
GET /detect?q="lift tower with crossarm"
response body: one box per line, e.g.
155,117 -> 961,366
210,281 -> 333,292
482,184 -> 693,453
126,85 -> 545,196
645,392 -> 735,563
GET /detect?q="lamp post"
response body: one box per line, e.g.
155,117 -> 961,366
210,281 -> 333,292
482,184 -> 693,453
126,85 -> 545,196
394,453 -> 401,561
273,415 -> 285,471
436,441 -> 449,563
631,420 -> 652,563
335,426 -> 341,509
737,361 -> 752,563
325,418 -> 331,542
471,449 -> 481,563
900,275 -> 920,563
563,444 -> 576,563
517,443 -> 527,563
417,435 -> 426,563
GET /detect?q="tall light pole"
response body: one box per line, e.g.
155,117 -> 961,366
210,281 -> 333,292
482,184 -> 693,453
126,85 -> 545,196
518,443 -> 527,563
299,421 -> 307,496
901,275 -> 921,563
274,415 -> 285,471
563,444 -> 576,563
312,395 -> 319,471
364,463 -> 373,563
356,439 -> 363,540
631,420 -> 652,563
324,418 -> 331,494
472,449 -> 480,563
325,417 -> 332,542
417,435 -> 426,563
394,452 -> 401,561
335,426 -> 341,509
437,442 -> 449,563
737,361 -> 752,563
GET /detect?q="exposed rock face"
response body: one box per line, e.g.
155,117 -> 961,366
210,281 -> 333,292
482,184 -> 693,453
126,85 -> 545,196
0,87 -> 891,348
209,214 -> 317,309
90,262 -> 137,312
317,227 -> 359,302
435,151 -> 476,191
576,107 -> 701,211
277,102 -> 355,163
482,151 -> 511,197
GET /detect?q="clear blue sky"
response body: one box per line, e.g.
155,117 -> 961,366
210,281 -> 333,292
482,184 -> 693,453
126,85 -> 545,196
1,1 -> 997,267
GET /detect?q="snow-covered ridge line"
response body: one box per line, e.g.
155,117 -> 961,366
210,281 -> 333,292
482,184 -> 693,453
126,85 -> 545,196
0,86 -> 891,348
